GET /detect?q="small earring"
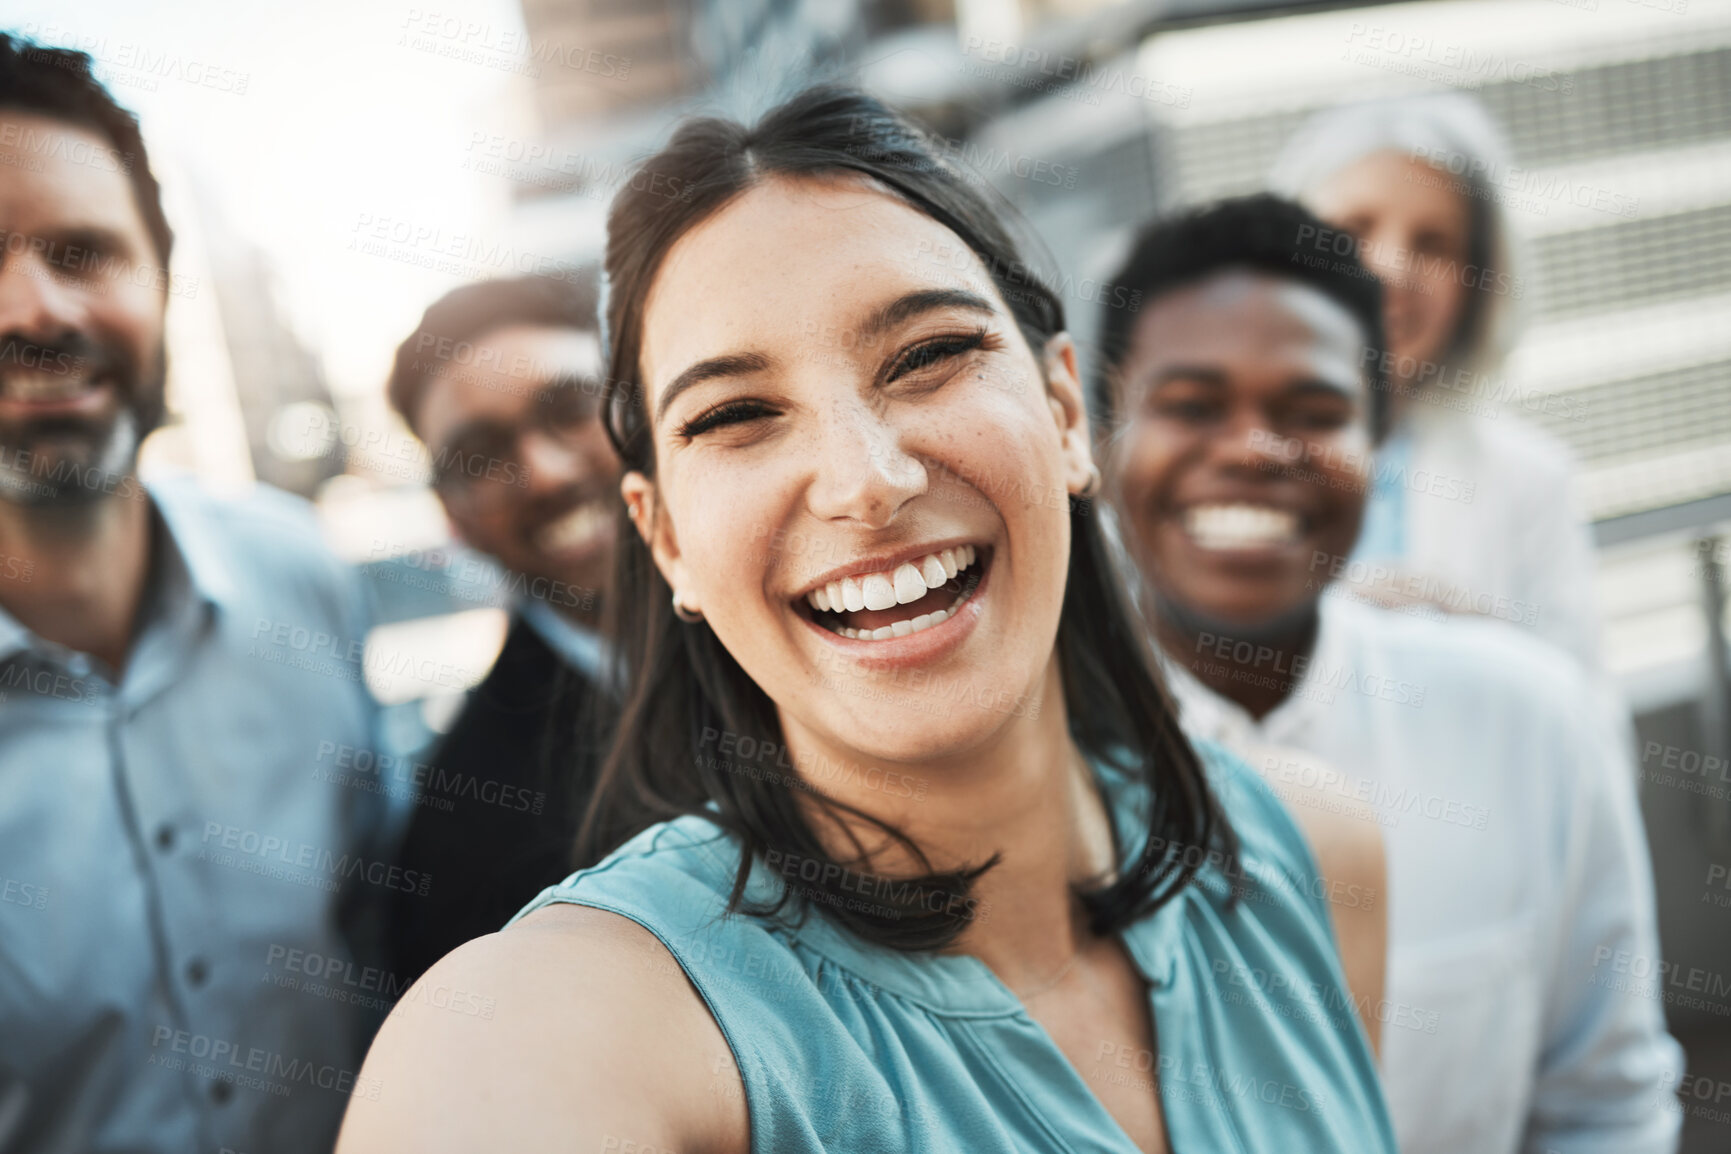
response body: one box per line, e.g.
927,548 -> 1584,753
1077,463 -> 1103,499
671,590 -> 704,624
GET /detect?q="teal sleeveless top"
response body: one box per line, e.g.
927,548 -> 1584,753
510,742 -> 1395,1152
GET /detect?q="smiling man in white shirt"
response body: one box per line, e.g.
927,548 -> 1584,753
1094,193 -> 1682,1153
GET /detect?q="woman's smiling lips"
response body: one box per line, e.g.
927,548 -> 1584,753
788,539 -> 993,671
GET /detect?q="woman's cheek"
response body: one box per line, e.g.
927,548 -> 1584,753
674,463 -> 753,595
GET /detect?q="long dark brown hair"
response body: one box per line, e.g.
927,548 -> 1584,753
580,84 -> 1236,951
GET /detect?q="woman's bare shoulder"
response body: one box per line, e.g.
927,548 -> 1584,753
1241,743 -> 1384,871
337,904 -> 749,1154
1241,743 -> 1388,1052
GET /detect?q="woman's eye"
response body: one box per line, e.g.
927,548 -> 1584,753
676,399 -> 777,439
887,329 -> 989,382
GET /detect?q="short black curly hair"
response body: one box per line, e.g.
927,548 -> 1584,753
1095,193 -> 1389,442
0,34 -> 174,268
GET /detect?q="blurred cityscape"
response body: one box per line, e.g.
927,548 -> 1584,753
9,0 -> 1730,1143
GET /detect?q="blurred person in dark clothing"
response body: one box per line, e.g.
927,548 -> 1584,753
383,275 -> 621,985
0,36 -> 385,1154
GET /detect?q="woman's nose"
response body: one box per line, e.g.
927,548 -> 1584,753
804,406 -> 928,529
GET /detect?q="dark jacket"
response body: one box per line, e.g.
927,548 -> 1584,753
386,614 -> 607,986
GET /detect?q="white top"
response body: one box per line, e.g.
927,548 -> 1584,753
1164,593 -> 1681,1154
1367,400 -> 1601,671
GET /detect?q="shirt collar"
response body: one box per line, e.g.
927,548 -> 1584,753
146,478 -> 241,615
1158,597 -> 1352,747
0,480 -> 224,676
517,594 -> 605,679
0,601 -> 28,664
1160,646 -> 1261,745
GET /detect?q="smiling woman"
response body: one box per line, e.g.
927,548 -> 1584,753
336,86 -> 1395,1154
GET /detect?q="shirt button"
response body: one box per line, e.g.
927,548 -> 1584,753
210,1080 -> 233,1104
186,958 -> 209,987
155,824 -> 176,852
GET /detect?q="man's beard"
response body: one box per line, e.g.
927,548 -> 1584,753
0,333 -> 167,510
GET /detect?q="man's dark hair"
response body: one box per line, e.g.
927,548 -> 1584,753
1095,193 -> 1389,441
387,274 -> 600,430
0,34 -> 173,268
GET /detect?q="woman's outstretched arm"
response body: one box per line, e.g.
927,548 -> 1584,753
336,904 -> 750,1154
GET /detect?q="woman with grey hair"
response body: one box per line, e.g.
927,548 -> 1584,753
1270,92 -> 1600,670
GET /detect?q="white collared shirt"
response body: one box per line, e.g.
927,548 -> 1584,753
1163,592 -> 1681,1154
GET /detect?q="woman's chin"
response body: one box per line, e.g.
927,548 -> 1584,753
808,697 -> 1022,769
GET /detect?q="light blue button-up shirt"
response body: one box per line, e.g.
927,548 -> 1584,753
0,477 -> 391,1154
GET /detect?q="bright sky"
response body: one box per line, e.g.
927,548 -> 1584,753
0,0 -> 537,402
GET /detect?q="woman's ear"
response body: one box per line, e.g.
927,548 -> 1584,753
1040,334 -> 1099,498
620,471 -> 699,614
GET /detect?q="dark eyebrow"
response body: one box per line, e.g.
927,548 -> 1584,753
857,288 -> 998,341
1146,369 -> 1355,400
654,351 -> 773,426
49,225 -> 142,262
651,289 -> 998,427
1148,366 -> 1229,388
1286,377 -> 1359,401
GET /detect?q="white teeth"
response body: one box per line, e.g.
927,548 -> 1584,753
862,574 -> 897,611
803,545 -> 986,641
834,606 -> 954,640
893,563 -> 926,605
1183,503 -> 1300,551
536,502 -> 610,553
0,371 -> 97,403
